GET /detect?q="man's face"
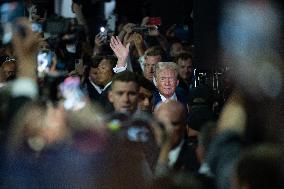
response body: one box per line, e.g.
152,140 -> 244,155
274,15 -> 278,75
108,81 -> 139,114
155,106 -> 185,147
38,40 -> 50,51
170,42 -> 184,57
143,55 -> 161,81
89,67 -> 99,84
178,58 -> 193,81
2,61 -> 16,81
138,87 -> 153,112
97,59 -> 114,86
156,69 -> 179,98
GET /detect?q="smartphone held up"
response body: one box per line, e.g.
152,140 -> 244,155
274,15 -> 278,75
37,50 -> 53,77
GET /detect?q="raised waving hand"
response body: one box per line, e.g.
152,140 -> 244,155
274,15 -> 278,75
110,36 -> 130,68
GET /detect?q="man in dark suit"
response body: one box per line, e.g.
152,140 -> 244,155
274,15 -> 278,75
84,57 -> 102,101
152,61 -> 188,111
174,52 -> 194,96
154,100 -> 199,175
84,55 -> 117,111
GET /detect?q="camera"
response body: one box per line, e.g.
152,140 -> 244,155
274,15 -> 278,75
99,26 -> 107,37
99,26 -> 112,43
132,26 -> 148,35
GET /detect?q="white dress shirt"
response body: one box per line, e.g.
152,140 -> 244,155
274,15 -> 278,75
159,92 -> 177,102
168,140 -> 184,167
89,78 -> 103,94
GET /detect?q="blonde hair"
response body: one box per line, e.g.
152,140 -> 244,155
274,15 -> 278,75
154,62 -> 178,79
144,46 -> 162,58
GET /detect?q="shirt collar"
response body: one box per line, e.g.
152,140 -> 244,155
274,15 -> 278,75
159,92 -> 177,102
103,81 -> 112,91
88,77 -> 103,94
168,140 -> 184,167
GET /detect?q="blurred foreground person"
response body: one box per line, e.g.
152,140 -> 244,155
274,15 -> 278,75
233,144 -> 284,189
149,172 -> 204,189
4,100 -> 109,189
154,100 -> 199,175
205,1 -> 284,189
4,101 -> 69,189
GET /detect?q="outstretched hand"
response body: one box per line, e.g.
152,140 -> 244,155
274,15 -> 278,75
141,17 -> 149,27
12,18 -> 41,79
110,36 -> 130,67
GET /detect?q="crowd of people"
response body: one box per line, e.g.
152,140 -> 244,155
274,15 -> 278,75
0,0 -> 284,189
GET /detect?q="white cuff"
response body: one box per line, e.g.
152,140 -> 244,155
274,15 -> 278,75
113,64 -> 127,73
138,55 -> 145,71
11,78 -> 38,98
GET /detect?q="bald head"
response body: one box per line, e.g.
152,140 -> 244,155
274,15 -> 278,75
154,100 -> 187,148
154,100 -> 186,127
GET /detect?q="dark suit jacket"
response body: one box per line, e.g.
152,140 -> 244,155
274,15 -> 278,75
98,85 -> 114,113
85,80 -> 114,112
173,137 -> 200,173
85,79 -> 101,101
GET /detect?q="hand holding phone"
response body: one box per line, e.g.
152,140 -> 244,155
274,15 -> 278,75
37,50 -> 52,76
99,26 -> 108,42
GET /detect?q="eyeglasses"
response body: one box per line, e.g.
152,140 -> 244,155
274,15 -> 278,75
4,57 -> 16,62
2,57 -> 16,65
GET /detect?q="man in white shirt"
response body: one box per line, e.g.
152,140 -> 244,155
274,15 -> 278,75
155,62 -> 179,101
